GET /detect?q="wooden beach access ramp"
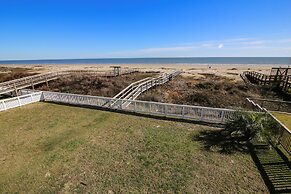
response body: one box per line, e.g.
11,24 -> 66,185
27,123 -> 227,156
0,68 -> 138,96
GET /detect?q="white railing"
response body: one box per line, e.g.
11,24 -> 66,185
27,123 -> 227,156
0,92 -> 43,112
41,91 -> 236,124
0,72 -> 66,95
111,71 -> 181,107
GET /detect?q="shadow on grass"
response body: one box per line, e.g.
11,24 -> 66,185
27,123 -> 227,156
193,129 -> 250,154
193,129 -> 291,193
249,144 -> 291,194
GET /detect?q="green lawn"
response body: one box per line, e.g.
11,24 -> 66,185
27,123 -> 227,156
0,103 -> 267,193
272,112 -> 291,129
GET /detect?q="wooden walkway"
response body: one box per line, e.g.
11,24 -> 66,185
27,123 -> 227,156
0,69 -> 138,96
0,72 -> 65,96
242,69 -> 291,93
109,71 -> 181,107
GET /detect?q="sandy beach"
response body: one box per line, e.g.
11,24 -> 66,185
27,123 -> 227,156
0,63 -> 288,80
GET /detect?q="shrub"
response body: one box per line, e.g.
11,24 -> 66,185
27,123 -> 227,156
224,112 -> 281,143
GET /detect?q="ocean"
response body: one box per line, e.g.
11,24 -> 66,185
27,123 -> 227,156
0,57 -> 290,65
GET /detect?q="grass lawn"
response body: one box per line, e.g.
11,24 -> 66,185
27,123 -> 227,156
0,103 -> 267,193
271,112 -> 291,129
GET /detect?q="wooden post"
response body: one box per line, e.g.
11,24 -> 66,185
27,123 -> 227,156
30,78 -> 35,91
221,111 -> 225,123
164,105 -> 167,116
45,76 -> 49,88
200,108 -> 204,121
1,101 -> 7,110
182,106 -> 185,118
13,83 -> 18,96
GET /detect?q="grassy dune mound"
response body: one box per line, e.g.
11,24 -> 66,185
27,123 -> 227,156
0,67 -> 38,82
139,74 -> 278,109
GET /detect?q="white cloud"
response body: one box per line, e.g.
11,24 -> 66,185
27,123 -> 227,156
97,37 -> 291,58
218,44 -> 224,49
140,46 -> 195,53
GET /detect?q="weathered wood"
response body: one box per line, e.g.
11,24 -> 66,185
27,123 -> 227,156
242,71 -> 291,93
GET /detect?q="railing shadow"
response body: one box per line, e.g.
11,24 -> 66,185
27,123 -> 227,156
193,128 -> 291,193
249,144 -> 291,194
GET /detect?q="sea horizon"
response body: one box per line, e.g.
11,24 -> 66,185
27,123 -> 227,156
0,57 -> 290,65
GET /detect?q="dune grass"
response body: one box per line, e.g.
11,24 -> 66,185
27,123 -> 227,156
0,103 -> 267,193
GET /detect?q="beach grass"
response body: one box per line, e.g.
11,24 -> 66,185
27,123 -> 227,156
0,103 -> 267,193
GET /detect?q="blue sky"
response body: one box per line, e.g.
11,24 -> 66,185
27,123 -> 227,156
0,0 -> 291,60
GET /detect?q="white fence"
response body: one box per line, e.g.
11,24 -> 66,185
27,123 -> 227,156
42,91 -> 236,124
0,92 -> 43,112
1,91 -> 237,124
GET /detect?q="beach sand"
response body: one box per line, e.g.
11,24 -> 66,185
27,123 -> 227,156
0,63 -> 288,80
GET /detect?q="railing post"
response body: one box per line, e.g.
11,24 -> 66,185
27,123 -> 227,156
2,101 -> 7,110
221,110 -> 225,123
200,108 -> 204,121
182,106 -> 185,118
13,83 -> 18,96
119,100 -> 123,109
164,105 -> 167,116
17,97 -> 22,106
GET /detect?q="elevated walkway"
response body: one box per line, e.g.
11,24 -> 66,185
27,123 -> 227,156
109,71 -> 181,108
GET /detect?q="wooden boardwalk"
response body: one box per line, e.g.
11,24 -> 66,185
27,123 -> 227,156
0,72 -> 65,96
0,69 -> 138,96
109,71 -> 181,107
242,67 -> 291,93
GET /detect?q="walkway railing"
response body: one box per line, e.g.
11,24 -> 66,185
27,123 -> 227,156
110,71 -> 181,107
0,92 -> 42,112
0,72 -> 66,95
41,91 -> 236,124
242,71 -> 291,92
246,97 -> 290,156
247,98 -> 291,113
267,111 -> 291,156
0,69 -> 139,95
